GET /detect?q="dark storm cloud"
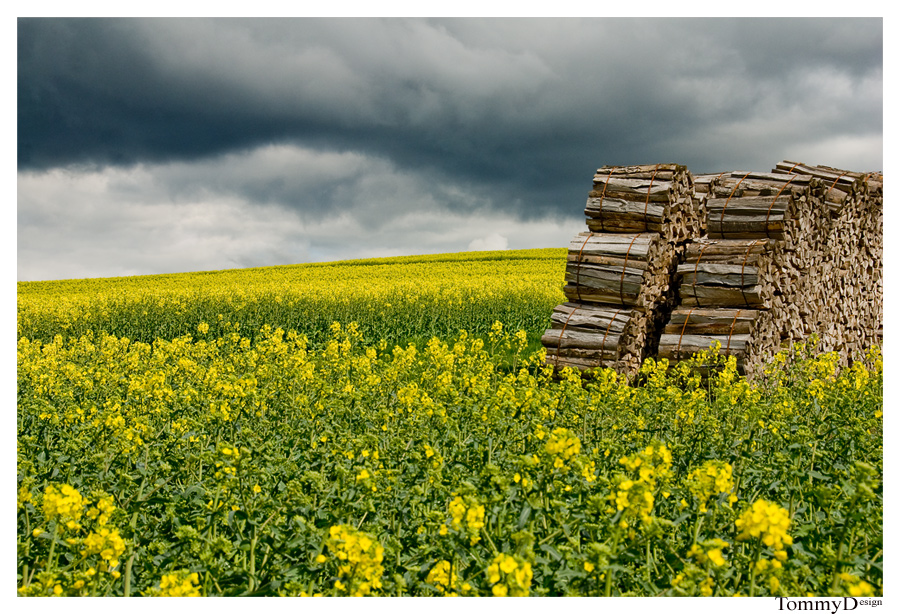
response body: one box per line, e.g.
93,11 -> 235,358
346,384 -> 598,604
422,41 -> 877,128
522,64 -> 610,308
18,17 -> 883,220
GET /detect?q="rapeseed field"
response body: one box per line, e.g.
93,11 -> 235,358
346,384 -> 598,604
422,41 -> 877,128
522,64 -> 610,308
17,250 -> 882,597
17,249 -> 567,347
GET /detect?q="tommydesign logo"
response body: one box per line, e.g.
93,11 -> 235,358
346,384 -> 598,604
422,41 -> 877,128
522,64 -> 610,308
776,598 -> 883,611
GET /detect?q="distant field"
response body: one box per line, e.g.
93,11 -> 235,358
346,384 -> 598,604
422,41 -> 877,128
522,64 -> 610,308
17,248 -> 567,347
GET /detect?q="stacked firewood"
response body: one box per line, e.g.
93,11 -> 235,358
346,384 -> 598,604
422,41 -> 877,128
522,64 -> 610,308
659,162 -> 882,375
659,170 -> 832,376
542,164 -> 700,375
545,160 -> 881,378
657,237 -> 784,375
771,161 -> 883,362
584,164 -> 703,242
657,307 -> 781,375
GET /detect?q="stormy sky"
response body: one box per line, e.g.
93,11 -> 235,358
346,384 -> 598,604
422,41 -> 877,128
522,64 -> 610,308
17,17 -> 883,281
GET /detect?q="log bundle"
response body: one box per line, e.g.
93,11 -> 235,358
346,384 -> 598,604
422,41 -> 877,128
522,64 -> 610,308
541,303 -> 645,374
544,160 -> 881,378
658,237 -> 783,375
586,164 -> 703,242
543,164 -> 699,376
657,307 -> 780,375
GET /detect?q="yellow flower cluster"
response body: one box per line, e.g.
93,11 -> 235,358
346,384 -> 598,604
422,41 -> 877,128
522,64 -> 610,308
18,485 -> 33,510
444,495 -> 485,545
581,459 -> 597,483
837,573 -> 875,597
544,427 -> 581,470
425,560 -> 471,595
42,484 -> 87,526
324,525 -> 385,596
82,527 -> 126,569
152,571 -> 202,597
619,442 -> 672,486
608,442 -> 673,528
17,575 -> 65,597
735,500 -> 792,559
85,495 -> 116,526
687,460 -> 737,513
21,483 -> 131,595
612,478 -> 655,527
487,553 -> 532,596
688,538 -> 729,567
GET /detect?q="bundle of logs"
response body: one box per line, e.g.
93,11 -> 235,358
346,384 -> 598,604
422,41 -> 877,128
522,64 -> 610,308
544,160 -> 883,378
541,164 -> 700,374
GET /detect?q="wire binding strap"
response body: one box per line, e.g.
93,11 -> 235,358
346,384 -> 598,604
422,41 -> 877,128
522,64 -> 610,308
619,234 -> 641,306
718,171 -> 752,232
675,308 -> 694,361
574,232 -> 595,302
643,164 -> 660,231
599,308 -> 623,368
764,177 -> 794,239
691,242 -> 711,307
825,172 -> 848,202
861,173 -> 876,196
554,306 -> 581,367
829,172 -> 848,191
725,309 -> 742,354
596,168 -> 615,232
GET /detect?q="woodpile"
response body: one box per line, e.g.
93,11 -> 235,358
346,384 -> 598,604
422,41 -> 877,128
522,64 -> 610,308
545,160 -> 882,378
543,164 -> 699,376
660,162 -> 882,375
658,237 -> 783,375
772,161 -> 883,362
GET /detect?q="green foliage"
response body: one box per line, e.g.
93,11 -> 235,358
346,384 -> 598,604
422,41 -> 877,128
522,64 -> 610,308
17,322 -> 883,597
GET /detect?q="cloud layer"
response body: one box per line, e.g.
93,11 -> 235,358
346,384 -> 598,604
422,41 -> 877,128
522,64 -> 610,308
17,18 -> 883,280
17,146 -> 580,280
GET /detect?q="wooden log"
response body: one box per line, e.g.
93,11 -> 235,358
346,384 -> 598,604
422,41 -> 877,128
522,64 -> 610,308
663,307 -> 760,335
585,196 -> 667,220
567,232 -> 656,259
596,163 -> 686,178
706,195 -> 792,214
566,253 -> 651,271
542,353 -> 634,373
676,263 -> 761,287
548,302 -> 632,332
565,264 -> 645,287
678,284 -> 769,308
684,239 -> 772,261
541,329 -> 623,351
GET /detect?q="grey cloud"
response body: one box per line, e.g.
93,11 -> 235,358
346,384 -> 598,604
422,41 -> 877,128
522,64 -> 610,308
19,19 -> 882,211
17,151 -> 581,281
